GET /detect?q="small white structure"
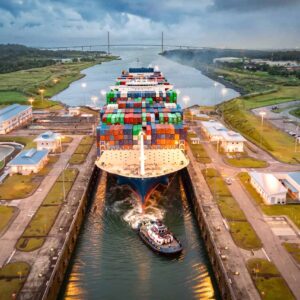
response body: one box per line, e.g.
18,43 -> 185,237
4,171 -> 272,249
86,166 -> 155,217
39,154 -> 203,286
0,104 -> 32,134
68,107 -> 81,116
219,130 -> 246,152
249,172 -> 287,205
34,131 -> 62,152
200,120 -> 246,152
8,148 -> 49,175
190,137 -> 201,144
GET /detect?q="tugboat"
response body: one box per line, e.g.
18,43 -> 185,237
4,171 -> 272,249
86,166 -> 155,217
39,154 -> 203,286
138,220 -> 183,255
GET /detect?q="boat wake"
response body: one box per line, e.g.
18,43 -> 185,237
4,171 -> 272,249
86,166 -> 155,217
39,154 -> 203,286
111,194 -> 165,229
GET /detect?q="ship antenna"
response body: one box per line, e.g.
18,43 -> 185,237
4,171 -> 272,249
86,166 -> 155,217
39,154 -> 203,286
139,131 -> 146,176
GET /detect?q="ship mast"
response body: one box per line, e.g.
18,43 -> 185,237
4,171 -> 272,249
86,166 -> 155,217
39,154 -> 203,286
139,132 -> 146,176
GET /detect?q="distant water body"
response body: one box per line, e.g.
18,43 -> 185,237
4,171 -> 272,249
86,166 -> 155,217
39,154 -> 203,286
52,47 -> 239,107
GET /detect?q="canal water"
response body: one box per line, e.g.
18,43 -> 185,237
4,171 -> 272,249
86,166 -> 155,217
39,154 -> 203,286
52,47 -> 239,107
59,173 -> 220,300
56,48 -> 238,299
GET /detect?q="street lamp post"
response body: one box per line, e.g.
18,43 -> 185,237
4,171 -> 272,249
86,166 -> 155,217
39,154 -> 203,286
259,111 -> 266,148
28,97 -> 34,107
183,96 -> 190,120
91,96 -> 98,107
81,82 -> 87,105
39,89 -> 45,105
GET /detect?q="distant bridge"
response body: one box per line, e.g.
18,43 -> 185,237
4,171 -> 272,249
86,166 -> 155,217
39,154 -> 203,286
38,32 -> 209,53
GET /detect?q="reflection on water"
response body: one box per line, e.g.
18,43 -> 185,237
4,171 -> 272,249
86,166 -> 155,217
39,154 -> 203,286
59,173 -> 219,300
52,47 -> 239,108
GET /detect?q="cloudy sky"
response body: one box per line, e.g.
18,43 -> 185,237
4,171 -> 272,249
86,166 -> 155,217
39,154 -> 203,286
0,0 -> 299,49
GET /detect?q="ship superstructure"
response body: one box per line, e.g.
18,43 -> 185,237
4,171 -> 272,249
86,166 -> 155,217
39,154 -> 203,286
96,67 -> 189,202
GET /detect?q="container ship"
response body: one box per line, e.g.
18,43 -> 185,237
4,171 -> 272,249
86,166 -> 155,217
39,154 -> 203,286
95,67 -> 189,203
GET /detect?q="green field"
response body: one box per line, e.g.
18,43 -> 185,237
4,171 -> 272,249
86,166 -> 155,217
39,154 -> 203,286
224,156 -> 268,168
239,172 -> 300,229
0,56 -> 116,109
0,136 -> 35,149
0,262 -> 30,300
187,132 -> 211,163
217,73 -> 300,164
0,206 -> 17,234
247,258 -> 295,300
69,135 -> 94,165
290,107 -> 300,118
202,168 -> 261,250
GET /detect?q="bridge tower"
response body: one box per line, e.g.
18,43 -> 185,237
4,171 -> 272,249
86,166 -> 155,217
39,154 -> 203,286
161,31 -> 164,53
107,31 -> 110,55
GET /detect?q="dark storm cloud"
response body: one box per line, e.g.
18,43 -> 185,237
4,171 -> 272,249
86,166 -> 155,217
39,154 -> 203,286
211,0 -> 300,12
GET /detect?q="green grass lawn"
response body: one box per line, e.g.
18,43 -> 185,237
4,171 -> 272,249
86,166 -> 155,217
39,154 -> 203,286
42,182 -> 73,205
0,174 -> 41,200
246,258 -> 295,300
69,135 -> 94,165
202,168 -> 262,250
0,262 -> 30,300
16,237 -> 45,252
222,98 -> 300,164
0,57 -> 116,108
69,153 -> 86,165
239,172 -> 300,229
0,206 -> 17,234
282,243 -> 300,264
224,156 -> 268,168
21,205 -> 61,237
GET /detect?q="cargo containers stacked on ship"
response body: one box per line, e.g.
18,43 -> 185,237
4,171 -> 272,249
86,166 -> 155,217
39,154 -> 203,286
95,67 -> 189,202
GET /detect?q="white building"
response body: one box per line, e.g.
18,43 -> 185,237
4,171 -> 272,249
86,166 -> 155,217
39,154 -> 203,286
200,120 -> 246,152
0,104 -> 32,134
249,172 -> 287,205
8,148 -> 49,175
34,131 -> 62,153
68,107 -> 81,116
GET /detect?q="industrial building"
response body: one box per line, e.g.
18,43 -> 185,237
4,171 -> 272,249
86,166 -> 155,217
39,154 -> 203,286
34,131 -> 62,153
0,104 -> 32,134
249,172 -> 287,205
200,120 -> 246,152
8,148 -> 49,175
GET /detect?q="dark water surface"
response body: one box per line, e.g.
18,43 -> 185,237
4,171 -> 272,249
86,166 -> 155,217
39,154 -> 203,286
59,174 -> 220,300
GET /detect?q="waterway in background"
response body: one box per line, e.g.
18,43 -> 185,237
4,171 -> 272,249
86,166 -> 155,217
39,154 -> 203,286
59,173 -> 220,300
52,47 -> 239,107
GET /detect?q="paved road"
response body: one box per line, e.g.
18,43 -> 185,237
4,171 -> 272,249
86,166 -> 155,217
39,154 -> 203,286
0,136 -> 82,267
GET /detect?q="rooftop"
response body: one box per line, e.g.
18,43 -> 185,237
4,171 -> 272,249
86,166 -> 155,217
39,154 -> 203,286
8,148 -> 48,166
34,131 -> 61,142
287,172 -> 300,185
249,172 -> 287,195
0,104 -> 31,123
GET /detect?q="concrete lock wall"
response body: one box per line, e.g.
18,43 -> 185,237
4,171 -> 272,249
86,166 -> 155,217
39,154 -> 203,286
41,166 -> 101,300
180,167 -> 234,300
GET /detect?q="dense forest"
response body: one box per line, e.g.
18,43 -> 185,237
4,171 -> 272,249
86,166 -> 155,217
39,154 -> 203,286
0,44 -> 106,73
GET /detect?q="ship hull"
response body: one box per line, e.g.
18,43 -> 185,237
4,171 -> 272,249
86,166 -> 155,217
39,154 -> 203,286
117,174 -> 169,203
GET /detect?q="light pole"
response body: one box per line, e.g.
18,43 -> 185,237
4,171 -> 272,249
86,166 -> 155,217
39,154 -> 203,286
91,96 -> 98,107
81,82 -> 87,106
221,87 -> 228,121
62,162 -> 69,202
100,90 -> 106,104
259,111 -> 266,148
53,78 -> 59,84
28,97 -> 34,107
38,89 -> 45,105
183,94 -> 190,112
